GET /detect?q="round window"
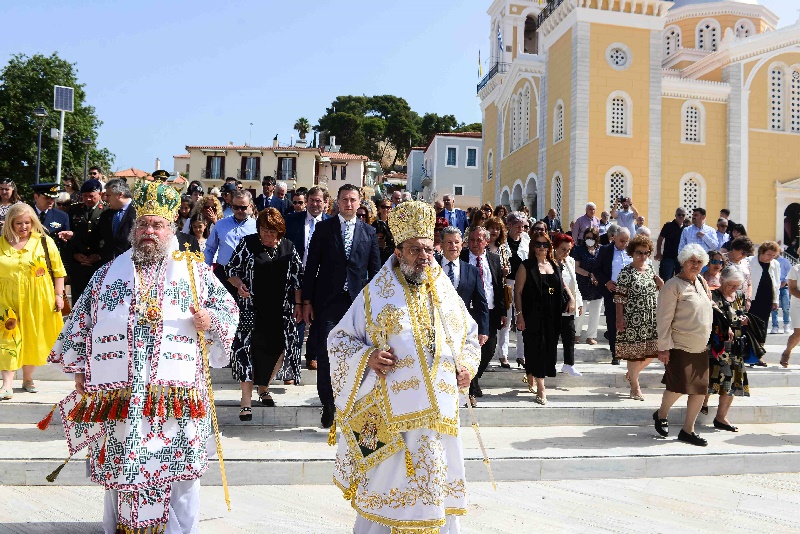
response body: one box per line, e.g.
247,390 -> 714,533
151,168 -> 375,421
606,43 -> 632,71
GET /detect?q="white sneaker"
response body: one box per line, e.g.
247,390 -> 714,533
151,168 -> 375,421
770,326 -> 780,334
561,364 -> 582,377
785,325 -> 792,334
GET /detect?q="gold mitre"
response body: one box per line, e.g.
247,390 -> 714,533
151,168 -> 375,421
388,200 -> 435,244
132,179 -> 180,220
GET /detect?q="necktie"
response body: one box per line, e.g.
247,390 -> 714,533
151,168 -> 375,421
343,220 -> 353,259
307,217 -> 316,250
447,262 -> 455,286
447,211 -> 453,225
39,209 -> 47,224
112,209 -> 123,236
477,257 -> 484,283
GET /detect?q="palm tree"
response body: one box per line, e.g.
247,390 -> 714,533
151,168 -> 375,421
294,117 -> 311,140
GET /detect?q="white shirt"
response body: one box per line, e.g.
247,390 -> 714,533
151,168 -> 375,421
303,212 -> 323,267
469,252 -> 494,310
442,258 -> 461,288
338,213 -> 356,249
611,246 -> 632,283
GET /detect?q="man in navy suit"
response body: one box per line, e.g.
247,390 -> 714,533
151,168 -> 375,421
460,225 -> 507,406
254,177 -> 287,214
31,182 -> 71,260
284,186 -> 331,369
302,184 -> 381,427
437,194 -> 468,234
438,226 -> 489,338
98,178 -> 137,263
593,227 -> 631,366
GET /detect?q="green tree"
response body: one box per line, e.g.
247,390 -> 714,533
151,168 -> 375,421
419,113 -> 459,142
0,52 -> 115,194
455,122 -> 482,133
293,117 -> 311,140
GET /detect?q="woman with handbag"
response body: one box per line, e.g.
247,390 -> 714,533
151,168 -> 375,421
552,233 -> 583,376
0,204 -> 66,399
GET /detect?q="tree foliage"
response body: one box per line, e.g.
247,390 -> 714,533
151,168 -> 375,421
315,96 -> 481,170
0,52 -> 115,194
293,117 -> 311,139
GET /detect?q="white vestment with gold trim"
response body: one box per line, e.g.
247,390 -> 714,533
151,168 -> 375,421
328,257 -> 480,534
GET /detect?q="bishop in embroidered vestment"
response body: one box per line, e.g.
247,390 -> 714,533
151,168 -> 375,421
328,201 -> 481,534
48,180 -> 239,534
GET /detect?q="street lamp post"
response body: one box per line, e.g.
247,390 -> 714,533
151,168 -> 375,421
82,136 -> 93,181
33,106 -> 48,185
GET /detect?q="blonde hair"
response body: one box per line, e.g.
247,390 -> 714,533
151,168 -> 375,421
193,194 -> 224,220
2,203 -> 45,244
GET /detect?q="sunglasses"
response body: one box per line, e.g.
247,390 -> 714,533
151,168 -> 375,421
532,242 -> 549,248
531,228 -> 547,234
356,213 -> 368,219
709,259 -> 723,265
293,200 -> 305,205
231,205 -> 249,211
380,205 -> 391,210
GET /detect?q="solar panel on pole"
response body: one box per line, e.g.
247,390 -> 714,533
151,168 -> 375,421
53,85 -> 74,112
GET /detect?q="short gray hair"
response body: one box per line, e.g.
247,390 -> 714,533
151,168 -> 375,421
506,211 -> 528,226
606,223 -> 620,237
440,225 -> 462,241
232,190 -> 253,203
275,181 -> 287,192
615,227 -> 631,238
677,243 -> 709,267
105,178 -> 132,198
468,226 -> 490,241
720,265 -> 744,285
585,202 -> 596,209
635,226 -> 651,237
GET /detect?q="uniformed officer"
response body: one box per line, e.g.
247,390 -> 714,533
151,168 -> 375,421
31,183 -> 71,259
67,178 -> 106,304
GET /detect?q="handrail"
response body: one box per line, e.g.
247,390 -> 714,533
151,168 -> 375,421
477,62 -> 510,93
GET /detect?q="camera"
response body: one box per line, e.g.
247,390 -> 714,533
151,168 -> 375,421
618,196 -> 627,203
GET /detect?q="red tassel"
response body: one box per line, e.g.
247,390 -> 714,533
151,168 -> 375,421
156,387 -> 166,418
83,396 -> 96,423
143,387 -> 153,417
173,390 -> 182,418
108,393 -> 120,420
68,396 -> 87,421
98,441 -> 106,465
120,393 -> 130,419
37,403 -> 58,430
188,391 -> 198,418
93,393 -> 106,422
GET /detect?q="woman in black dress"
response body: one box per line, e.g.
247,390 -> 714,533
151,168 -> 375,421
514,229 -> 574,404
747,241 -> 780,366
226,208 -> 303,420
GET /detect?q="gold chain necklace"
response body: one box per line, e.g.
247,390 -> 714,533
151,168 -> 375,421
407,282 -> 435,356
135,261 -> 165,326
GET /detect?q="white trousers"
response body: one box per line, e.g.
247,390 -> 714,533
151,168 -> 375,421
354,515 -> 461,533
103,479 -> 200,534
575,298 -> 602,340
494,280 -> 513,361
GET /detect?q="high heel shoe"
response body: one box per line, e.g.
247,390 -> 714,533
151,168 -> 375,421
516,357 -> 525,368
500,359 -> 511,369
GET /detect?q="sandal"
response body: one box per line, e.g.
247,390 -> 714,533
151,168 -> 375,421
239,407 -> 252,422
0,387 -> 12,400
533,395 -> 546,405
700,405 -> 709,416
781,351 -> 791,368
630,391 -> 645,401
259,392 -> 275,407
22,381 -> 37,393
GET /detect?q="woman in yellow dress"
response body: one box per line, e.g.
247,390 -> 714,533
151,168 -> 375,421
0,203 -> 66,399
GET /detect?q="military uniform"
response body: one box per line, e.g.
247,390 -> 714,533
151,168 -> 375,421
31,183 -> 71,268
67,199 -> 106,304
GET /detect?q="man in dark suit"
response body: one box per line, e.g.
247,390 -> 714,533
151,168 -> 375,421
284,185 -> 331,369
31,182 -> 71,260
460,225 -> 506,406
541,208 -> 562,233
254,176 -> 287,214
99,178 -> 136,263
437,194 -> 469,234
66,179 -> 106,304
438,226 -> 488,337
302,184 -> 381,427
593,227 -> 631,365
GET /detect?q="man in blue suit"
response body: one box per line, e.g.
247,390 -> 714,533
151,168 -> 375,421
254,176 -> 288,214
31,182 -> 71,259
437,194 -> 468,234
438,226 -> 489,338
284,185 -> 331,370
302,184 -> 381,428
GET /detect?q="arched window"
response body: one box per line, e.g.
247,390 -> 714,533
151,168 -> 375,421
679,173 -> 706,212
510,95 -> 518,151
487,151 -> 493,181
553,100 -> 564,144
771,65 -> 785,131
516,89 -> 524,149
607,91 -> 631,136
681,100 -> 705,143
696,19 -> 720,52
605,166 -> 631,211
664,26 -> 681,58
522,84 -> 531,144
791,69 -> 800,133
735,19 -> 755,40
552,172 -> 563,216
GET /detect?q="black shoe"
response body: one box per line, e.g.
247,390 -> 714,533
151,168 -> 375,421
678,429 -> 708,446
500,361 -> 512,369
652,410 -> 668,437
700,405 -> 708,416
475,384 -> 483,398
611,358 -> 620,366
713,419 -> 738,432
239,407 -> 252,422
259,392 -> 275,407
321,403 -> 335,428
753,360 -> 768,367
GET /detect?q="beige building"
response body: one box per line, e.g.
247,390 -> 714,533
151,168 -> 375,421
479,0 -> 800,244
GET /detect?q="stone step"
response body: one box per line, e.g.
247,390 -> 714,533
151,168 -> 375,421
6,381 -> 800,427
3,421 -> 799,486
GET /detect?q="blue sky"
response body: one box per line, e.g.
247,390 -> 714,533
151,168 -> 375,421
2,0 -> 796,172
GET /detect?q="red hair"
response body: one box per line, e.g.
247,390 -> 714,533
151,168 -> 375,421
551,233 -> 573,248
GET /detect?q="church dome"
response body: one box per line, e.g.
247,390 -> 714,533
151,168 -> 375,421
670,0 -> 759,8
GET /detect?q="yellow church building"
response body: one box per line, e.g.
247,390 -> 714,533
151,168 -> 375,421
479,0 -> 800,244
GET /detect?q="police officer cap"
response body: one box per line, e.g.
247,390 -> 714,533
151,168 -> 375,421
188,183 -> 203,194
152,169 -> 170,181
32,183 -> 63,198
80,179 -> 103,193
221,183 -> 237,193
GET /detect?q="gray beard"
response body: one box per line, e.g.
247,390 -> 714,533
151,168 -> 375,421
398,256 -> 428,285
130,232 -> 171,265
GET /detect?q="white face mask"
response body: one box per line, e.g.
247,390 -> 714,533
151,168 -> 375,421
585,239 -> 596,247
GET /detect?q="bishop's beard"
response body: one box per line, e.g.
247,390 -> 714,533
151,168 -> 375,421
130,227 -> 172,265
398,254 -> 429,285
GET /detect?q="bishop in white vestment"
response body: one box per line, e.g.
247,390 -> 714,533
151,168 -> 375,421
328,201 -> 481,534
46,180 -> 239,534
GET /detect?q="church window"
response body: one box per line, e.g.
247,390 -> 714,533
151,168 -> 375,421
553,100 -> 564,145
735,19 -> 755,39
681,100 -> 704,144
771,66 -> 785,131
790,70 -> 800,133
607,91 -> 631,136
552,173 -> 563,216
605,167 -> 631,213
607,47 -> 629,70
696,19 -> 720,52
510,95 -> 518,151
522,85 -> 530,145
664,26 -> 681,58
679,173 -> 706,213
609,172 -> 626,210
487,151 -> 493,181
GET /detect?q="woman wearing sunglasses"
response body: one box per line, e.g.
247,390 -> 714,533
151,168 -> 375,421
514,229 -> 572,404
703,251 -> 725,290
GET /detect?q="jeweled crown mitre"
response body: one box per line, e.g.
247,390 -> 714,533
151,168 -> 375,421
132,180 -> 181,221
388,200 -> 435,244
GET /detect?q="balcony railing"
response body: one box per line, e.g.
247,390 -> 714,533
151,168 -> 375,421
537,0 -> 565,27
477,62 -> 509,93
